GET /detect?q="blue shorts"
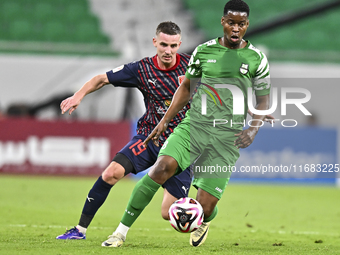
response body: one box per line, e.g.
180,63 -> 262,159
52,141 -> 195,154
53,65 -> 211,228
115,135 -> 192,199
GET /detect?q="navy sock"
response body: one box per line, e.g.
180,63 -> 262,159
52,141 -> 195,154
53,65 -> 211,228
78,176 -> 113,228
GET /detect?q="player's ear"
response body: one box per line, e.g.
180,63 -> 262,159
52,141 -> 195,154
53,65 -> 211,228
221,16 -> 225,26
153,37 -> 157,47
244,19 -> 250,32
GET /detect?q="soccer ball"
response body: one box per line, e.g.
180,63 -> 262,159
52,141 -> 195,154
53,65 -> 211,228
168,197 -> 204,233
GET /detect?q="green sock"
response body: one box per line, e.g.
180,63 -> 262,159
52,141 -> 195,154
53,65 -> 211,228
204,205 -> 218,222
121,174 -> 161,227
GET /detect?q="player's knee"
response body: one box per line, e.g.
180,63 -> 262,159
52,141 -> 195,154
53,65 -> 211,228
150,156 -> 177,184
153,160 -> 169,174
101,162 -> 125,185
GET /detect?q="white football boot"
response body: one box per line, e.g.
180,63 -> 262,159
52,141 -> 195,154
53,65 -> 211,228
101,232 -> 126,247
190,221 -> 210,247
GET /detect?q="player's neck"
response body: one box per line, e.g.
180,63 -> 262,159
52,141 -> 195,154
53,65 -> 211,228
153,54 -> 179,71
158,57 -> 174,69
220,37 -> 246,49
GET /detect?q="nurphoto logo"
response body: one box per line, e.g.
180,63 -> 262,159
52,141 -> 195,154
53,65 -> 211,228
200,84 -> 311,128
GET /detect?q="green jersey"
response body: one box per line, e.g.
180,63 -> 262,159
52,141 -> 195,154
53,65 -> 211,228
185,38 -> 271,131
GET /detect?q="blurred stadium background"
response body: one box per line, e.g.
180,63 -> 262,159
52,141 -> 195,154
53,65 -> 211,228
0,0 -> 339,185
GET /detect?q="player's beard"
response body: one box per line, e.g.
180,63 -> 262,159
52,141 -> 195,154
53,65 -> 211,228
162,54 -> 172,63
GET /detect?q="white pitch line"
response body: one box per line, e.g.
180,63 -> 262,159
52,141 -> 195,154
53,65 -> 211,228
9,224 -> 111,230
7,224 -> 171,232
8,224 -> 338,236
250,229 -> 339,237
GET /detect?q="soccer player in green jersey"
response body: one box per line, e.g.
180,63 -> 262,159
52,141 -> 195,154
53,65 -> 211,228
110,0 -> 271,247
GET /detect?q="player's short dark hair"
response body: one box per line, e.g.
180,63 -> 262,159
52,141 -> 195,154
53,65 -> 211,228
156,21 -> 181,36
224,0 -> 250,17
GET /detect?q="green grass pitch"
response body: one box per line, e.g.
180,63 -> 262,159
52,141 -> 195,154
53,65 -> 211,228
0,175 -> 339,254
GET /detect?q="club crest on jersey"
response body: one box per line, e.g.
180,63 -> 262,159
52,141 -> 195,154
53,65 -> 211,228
239,63 -> 249,75
178,75 -> 185,85
164,99 -> 172,107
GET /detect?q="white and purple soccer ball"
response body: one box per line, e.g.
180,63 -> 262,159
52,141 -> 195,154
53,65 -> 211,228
168,197 -> 204,233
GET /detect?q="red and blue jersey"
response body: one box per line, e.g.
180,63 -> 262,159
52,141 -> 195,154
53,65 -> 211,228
106,53 -> 190,145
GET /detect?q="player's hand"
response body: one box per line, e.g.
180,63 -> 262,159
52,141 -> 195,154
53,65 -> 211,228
234,128 -> 257,149
248,110 -> 275,124
60,95 -> 81,115
144,120 -> 168,147
264,114 -> 275,124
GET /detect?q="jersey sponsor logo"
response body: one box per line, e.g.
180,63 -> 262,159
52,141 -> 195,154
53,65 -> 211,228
111,65 -> 124,73
215,187 -> 223,193
178,75 -> 185,85
148,78 -> 157,86
207,59 -> 216,63
156,105 -> 168,114
239,63 -> 249,75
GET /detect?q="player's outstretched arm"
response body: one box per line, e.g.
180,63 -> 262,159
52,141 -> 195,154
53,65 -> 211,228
60,74 -> 110,115
144,77 -> 191,147
235,94 -> 270,149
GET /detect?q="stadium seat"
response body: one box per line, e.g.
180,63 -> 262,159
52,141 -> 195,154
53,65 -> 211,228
0,0 -> 115,55
65,2 -> 90,22
34,2 -> 57,23
9,20 -> 34,41
1,1 -> 22,21
74,20 -> 109,44
183,0 -> 340,61
44,20 -> 68,42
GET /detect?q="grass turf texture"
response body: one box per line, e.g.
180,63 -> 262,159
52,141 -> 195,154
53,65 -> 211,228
0,175 -> 339,254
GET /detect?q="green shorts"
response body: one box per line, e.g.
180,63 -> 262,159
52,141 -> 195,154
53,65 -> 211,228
158,114 -> 240,199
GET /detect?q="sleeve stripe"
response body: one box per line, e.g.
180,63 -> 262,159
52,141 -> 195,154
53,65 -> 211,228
256,53 -> 269,76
